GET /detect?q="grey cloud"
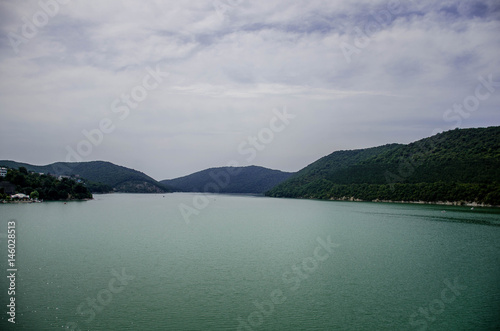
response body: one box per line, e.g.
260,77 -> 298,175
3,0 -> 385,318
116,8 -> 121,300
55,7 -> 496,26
0,0 -> 499,179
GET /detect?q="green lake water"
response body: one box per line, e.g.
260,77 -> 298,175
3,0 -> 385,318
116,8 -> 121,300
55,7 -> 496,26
0,193 -> 499,330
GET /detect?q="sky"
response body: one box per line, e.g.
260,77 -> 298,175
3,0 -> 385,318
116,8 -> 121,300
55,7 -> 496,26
0,0 -> 499,180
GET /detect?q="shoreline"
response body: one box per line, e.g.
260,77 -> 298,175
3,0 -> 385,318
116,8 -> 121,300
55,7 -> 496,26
328,196 -> 499,208
269,195 -> 500,208
371,199 -> 498,208
1,198 -> 93,204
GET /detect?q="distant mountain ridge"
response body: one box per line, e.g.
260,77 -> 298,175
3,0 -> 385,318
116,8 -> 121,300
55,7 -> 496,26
0,160 -> 170,193
161,165 -> 293,194
3,126 -> 500,204
266,126 -> 500,206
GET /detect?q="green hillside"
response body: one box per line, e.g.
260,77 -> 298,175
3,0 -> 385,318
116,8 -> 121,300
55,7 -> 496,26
161,166 -> 293,194
0,160 -> 171,193
266,127 -> 500,206
0,167 -> 92,201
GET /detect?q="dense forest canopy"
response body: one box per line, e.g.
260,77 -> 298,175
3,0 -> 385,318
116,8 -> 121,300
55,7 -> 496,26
266,127 -> 500,206
0,160 -> 170,193
161,165 -> 293,194
0,167 -> 92,201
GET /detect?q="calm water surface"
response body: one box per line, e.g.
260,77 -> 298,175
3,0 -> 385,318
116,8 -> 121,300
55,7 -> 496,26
0,193 -> 499,330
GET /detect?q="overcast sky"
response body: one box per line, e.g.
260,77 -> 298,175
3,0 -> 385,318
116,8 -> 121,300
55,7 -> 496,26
0,0 -> 499,180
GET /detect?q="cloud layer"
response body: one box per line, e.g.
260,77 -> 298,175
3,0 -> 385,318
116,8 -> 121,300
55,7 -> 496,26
1,0 -> 499,179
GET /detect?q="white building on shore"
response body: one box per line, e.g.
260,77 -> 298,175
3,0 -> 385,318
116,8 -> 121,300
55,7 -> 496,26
11,193 -> 29,200
0,167 -> 7,177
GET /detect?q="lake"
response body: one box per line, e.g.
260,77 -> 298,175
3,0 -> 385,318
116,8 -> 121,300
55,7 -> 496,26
1,193 -> 499,330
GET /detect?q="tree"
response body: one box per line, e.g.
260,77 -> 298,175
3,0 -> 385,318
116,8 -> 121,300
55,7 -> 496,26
11,173 -> 26,186
19,166 -> 28,174
47,188 -> 58,200
30,190 -> 39,200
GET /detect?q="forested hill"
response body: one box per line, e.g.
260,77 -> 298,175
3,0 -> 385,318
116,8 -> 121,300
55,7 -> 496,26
0,160 -> 171,193
0,166 -> 92,201
266,126 -> 500,206
161,166 -> 293,194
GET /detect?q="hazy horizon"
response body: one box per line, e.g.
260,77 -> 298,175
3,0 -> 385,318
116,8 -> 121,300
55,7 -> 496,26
1,124 -> 498,181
